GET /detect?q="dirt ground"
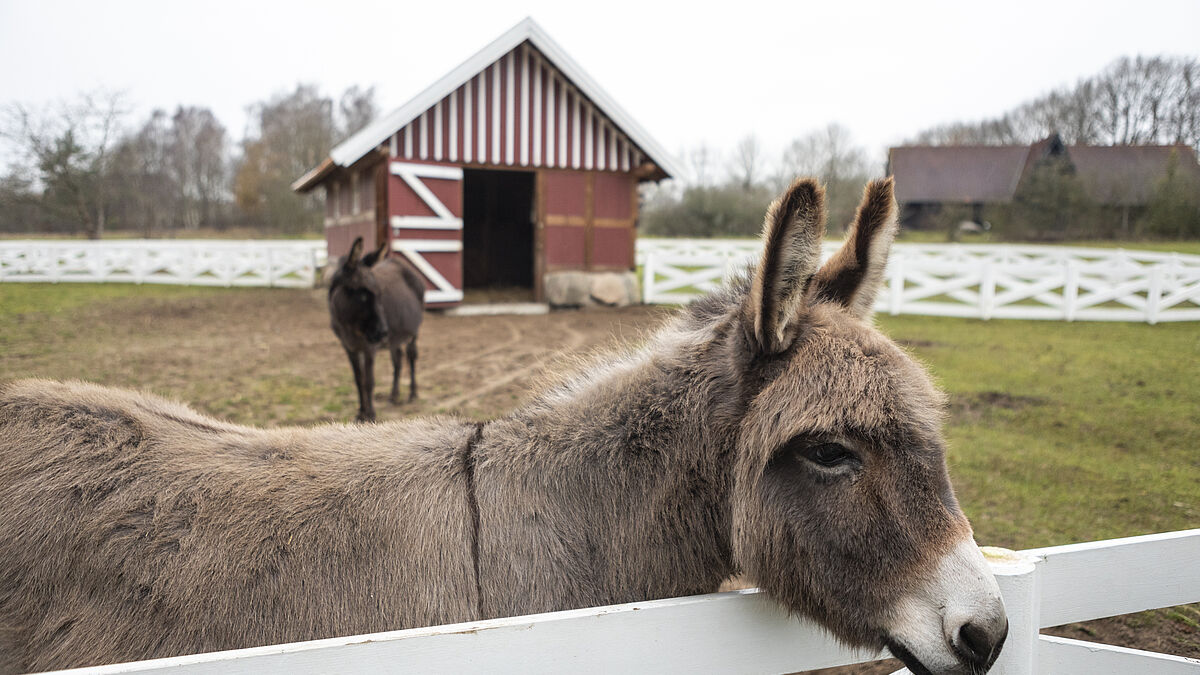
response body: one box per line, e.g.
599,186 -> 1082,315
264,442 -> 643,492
2,286 -> 1196,669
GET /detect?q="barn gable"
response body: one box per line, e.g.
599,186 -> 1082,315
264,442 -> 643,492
296,17 -> 682,188
386,41 -> 651,175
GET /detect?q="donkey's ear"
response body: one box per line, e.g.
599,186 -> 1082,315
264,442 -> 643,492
808,178 -> 899,318
360,239 -> 388,267
343,237 -> 365,270
747,178 -> 827,354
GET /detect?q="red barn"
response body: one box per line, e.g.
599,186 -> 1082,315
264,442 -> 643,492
293,18 -> 681,306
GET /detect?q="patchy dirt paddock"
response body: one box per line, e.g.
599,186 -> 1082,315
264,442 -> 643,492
1,285 -> 1196,670
1,286 -> 670,426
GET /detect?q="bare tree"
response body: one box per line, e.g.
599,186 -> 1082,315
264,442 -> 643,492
235,84 -> 335,232
731,134 -> 763,190
775,124 -> 873,230
912,55 -> 1200,150
687,143 -> 718,187
777,124 -> 871,186
337,85 -> 378,143
111,110 -> 174,235
170,106 -> 228,230
1,91 -> 129,238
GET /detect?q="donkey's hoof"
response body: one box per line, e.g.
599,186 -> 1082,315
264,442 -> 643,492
355,412 -> 377,424
389,395 -> 402,405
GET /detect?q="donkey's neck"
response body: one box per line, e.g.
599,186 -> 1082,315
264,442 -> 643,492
478,313 -> 744,614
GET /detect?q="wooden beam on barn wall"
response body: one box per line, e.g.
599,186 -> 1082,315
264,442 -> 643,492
629,178 -> 640,271
585,172 -> 595,270
534,170 -> 546,302
375,162 -> 389,250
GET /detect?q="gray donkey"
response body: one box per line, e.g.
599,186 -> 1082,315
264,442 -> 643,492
0,178 -> 1007,675
328,237 -> 425,422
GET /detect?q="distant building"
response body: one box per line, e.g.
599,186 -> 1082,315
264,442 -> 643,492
293,18 -> 681,307
887,135 -> 1200,230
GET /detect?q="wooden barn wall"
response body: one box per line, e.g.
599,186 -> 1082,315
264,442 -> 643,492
539,170 -> 636,271
324,165 -> 380,259
387,159 -> 464,305
386,42 -> 648,174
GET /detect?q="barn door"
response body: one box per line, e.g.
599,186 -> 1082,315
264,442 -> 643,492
389,162 -> 464,305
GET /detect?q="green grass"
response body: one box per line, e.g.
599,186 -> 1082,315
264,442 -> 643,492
0,283 -> 229,320
876,315 -> 1200,549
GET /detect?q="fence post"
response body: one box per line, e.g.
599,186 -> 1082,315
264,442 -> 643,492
1063,259 -> 1078,322
984,547 -> 1042,675
643,253 -> 656,305
1146,266 -> 1162,325
980,261 -> 996,320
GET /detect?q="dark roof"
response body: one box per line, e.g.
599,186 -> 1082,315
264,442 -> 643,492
1068,145 -> 1200,206
888,146 -> 1032,204
889,140 -> 1200,207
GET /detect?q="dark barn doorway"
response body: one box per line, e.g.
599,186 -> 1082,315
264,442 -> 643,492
462,169 -> 535,296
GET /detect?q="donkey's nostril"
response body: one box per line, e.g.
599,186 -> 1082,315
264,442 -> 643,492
956,619 -> 1008,668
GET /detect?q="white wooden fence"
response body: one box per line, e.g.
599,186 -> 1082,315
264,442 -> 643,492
0,240 -> 328,288
49,529 -> 1200,675
638,239 -> 1200,323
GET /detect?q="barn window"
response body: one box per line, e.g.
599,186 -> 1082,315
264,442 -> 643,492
351,173 -> 360,214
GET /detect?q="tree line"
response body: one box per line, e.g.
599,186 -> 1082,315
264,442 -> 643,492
0,85 -> 377,237
642,124 -> 878,238
644,55 -> 1199,241
3,55 -> 1197,241
911,55 -> 1200,148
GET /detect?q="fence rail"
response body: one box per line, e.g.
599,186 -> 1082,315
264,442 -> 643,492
638,239 -> 1200,323
0,240 -> 328,289
51,529 -> 1200,675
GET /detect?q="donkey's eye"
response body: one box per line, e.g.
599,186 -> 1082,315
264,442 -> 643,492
803,442 -> 855,468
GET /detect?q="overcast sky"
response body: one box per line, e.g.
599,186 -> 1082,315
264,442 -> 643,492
2,0 -> 1198,174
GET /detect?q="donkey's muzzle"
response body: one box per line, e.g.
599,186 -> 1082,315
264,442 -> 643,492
951,616 -> 1007,671
884,537 -> 1008,674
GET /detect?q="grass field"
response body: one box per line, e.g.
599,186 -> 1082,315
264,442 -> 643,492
1,282 -> 1197,659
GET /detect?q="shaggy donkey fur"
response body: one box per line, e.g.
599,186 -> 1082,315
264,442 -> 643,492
0,178 -> 1005,674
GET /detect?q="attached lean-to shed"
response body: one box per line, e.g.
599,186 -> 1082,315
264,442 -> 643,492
294,18 -> 682,307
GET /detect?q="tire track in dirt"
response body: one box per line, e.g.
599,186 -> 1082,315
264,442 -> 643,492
433,322 -> 587,412
417,319 -> 524,379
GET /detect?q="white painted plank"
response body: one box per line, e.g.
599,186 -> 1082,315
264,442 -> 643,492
505,52 -> 515,165
433,100 -> 443,161
491,62 -> 501,164
419,111 -> 428,160
1027,529 -> 1200,627
390,216 -> 464,231
1038,636 -> 1200,674
389,162 -> 464,181
46,590 -> 882,675
463,79 -> 472,164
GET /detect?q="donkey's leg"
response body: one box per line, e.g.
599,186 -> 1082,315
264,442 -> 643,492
360,349 -> 377,422
406,338 -> 419,402
344,347 -> 370,422
388,342 -> 404,405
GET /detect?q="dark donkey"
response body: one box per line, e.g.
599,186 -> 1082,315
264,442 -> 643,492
0,178 -> 1006,675
328,237 -> 425,421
